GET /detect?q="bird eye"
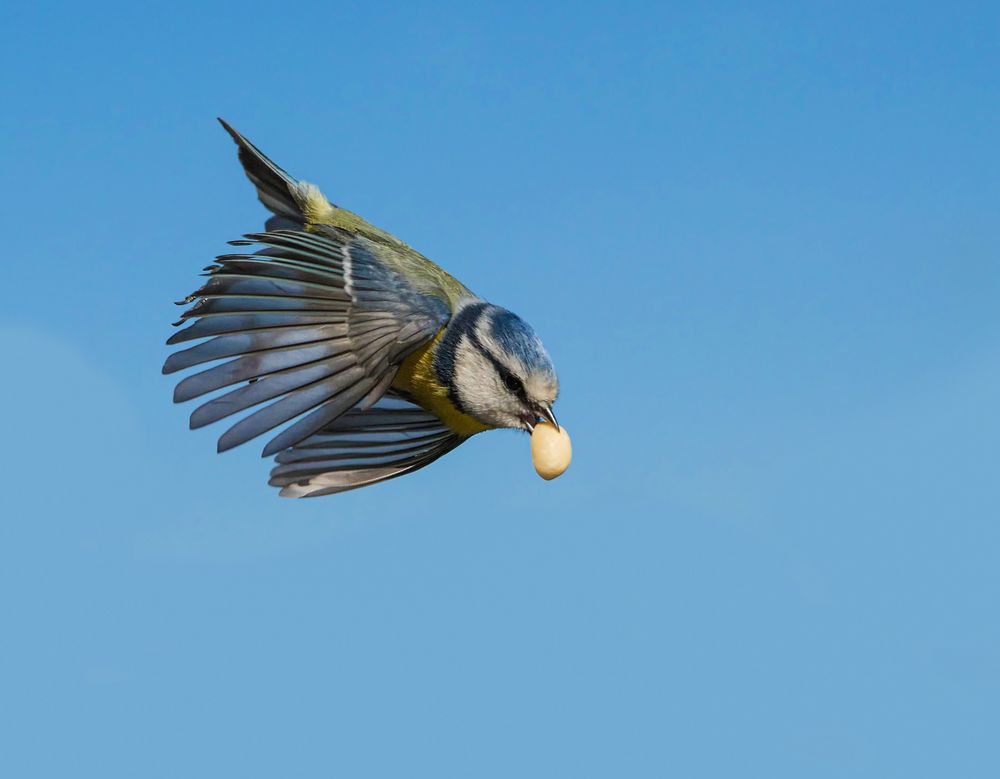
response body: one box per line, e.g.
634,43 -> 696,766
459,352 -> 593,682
502,372 -> 523,394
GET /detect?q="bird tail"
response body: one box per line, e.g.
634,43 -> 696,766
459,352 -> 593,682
218,118 -> 308,229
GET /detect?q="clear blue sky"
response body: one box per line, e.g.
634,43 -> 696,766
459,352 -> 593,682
2,2 -> 998,776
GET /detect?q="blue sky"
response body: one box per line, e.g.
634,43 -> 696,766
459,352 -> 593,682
2,1 -> 998,776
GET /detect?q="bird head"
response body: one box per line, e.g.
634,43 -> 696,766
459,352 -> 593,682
445,304 -> 560,432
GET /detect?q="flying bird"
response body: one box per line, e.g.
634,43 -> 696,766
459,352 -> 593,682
164,120 -> 562,497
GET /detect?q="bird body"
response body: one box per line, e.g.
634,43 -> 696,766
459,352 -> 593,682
164,120 -> 560,497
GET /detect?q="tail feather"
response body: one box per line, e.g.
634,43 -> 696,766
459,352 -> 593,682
217,118 -> 304,224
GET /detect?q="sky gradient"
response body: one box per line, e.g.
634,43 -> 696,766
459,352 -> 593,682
2,2 -> 999,776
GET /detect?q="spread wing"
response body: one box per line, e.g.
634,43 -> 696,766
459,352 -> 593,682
164,228 -> 451,458
268,393 -> 466,497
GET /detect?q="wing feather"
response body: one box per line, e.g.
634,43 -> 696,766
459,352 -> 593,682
219,367 -> 370,453
189,361 -> 343,430
165,229 -> 451,457
268,394 -> 466,497
163,324 -> 347,373
167,313 -> 340,345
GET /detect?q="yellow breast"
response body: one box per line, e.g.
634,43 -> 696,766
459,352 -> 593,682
392,332 -> 489,437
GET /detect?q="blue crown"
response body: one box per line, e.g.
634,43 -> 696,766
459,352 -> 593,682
488,307 -> 557,380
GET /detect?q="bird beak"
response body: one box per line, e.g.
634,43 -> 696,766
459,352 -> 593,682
539,405 -> 560,431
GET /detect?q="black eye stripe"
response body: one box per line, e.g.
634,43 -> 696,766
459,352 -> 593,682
468,330 -> 529,403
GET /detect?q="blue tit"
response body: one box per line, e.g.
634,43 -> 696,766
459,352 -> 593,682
164,119 -> 562,498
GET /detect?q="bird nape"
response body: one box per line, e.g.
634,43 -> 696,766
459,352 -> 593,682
163,119 -> 567,498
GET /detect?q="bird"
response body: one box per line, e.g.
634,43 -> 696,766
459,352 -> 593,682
163,119 -> 561,498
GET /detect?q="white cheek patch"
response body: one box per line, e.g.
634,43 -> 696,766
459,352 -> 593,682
453,336 -> 495,414
452,335 -> 523,427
